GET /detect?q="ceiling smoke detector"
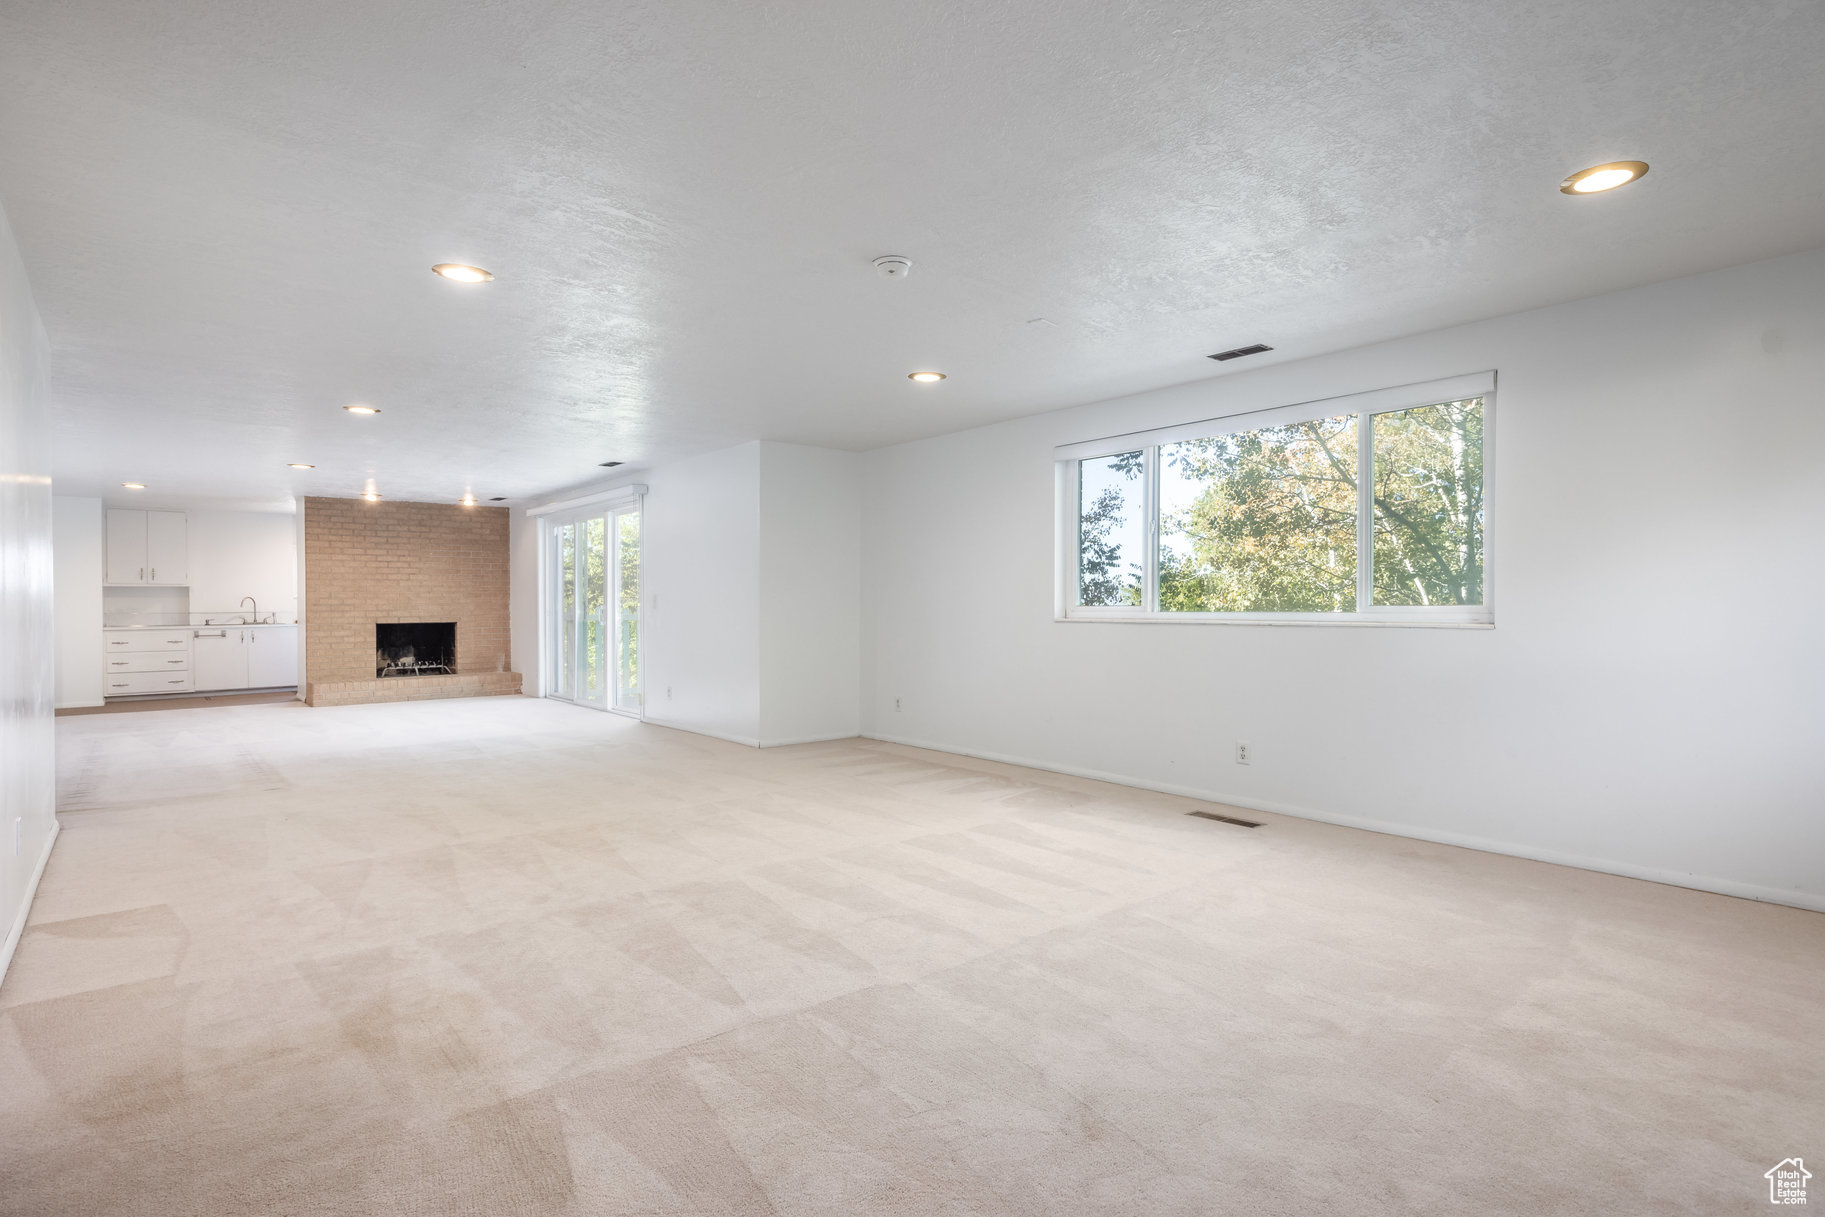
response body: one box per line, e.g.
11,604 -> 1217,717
872,255 -> 912,279
1208,343 -> 1274,362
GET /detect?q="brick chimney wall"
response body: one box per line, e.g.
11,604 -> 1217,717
302,497 -> 514,687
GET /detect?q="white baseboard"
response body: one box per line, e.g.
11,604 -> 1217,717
54,701 -> 105,711
640,715 -> 762,749
0,818 -> 61,993
760,732 -> 862,749
639,718 -> 859,750
862,731 -> 1825,914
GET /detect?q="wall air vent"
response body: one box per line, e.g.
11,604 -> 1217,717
1207,343 -> 1273,362
598,460 -> 624,468
1187,810 -> 1263,828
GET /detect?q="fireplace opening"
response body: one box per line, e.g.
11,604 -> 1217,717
376,622 -> 456,677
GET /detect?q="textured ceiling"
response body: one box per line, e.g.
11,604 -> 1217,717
2,0 -> 1823,508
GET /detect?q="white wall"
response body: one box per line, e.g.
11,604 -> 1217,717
511,442 -> 766,744
51,495 -> 103,708
0,199 -> 57,986
759,443 -> 861,745
861,246 -> 1825,911
508,440 -> 863,748
294,506 -> 307,692
187,508 -> 297,619
639,442 -> 763,743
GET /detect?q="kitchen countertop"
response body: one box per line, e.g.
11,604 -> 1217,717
103,621 -> 298,630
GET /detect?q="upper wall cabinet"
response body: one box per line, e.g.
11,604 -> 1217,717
106,509 -> 188,585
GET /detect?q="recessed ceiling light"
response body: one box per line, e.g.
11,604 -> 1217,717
121,482 -> 146,489
1560,160 -> 1649,194
362,492 -> 382,502
908,371 -> 947,383
432,263 -> 493,283
460,494 -> 477,506
343,404 -> 381,415
287,463 -> 315,469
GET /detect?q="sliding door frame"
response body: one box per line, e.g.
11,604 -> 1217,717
534,484 -> 646,719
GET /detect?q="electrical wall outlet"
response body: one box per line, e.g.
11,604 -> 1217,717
1235,741 -> 1252,765
894,697 -> 902,712
666,686 -> 673,700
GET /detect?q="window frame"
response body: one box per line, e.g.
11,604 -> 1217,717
1055,372 -> 1495,627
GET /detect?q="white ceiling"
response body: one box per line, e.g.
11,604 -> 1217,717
3,0 -> 1823,510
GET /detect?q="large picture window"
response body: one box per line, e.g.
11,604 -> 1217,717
1057,373 -> 1492,624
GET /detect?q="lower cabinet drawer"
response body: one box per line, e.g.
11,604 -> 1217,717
103,629 -> 192,653
103,653 -> 193,674
105,672 -> 195,696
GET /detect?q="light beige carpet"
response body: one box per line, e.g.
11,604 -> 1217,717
2,696 -> 1819,1216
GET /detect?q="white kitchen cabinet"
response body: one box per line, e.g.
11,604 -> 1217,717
146,511 -> 188,584
193,629 -> 246,691
105,672 -> 195,695
105,510 -> 147,584
106,509 -> 188,584
101,626 -> 194,697
103,651 -> 192,675
193,626 -> 299,691
103,628 -> 190,653
247,626 -> 298,688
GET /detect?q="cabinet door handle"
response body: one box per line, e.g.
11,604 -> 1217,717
150,568 -> 156,581
139,568 -> 144,581
168,680 -> 185,685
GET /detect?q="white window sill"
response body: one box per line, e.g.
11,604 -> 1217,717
1056,613 -> 1493,629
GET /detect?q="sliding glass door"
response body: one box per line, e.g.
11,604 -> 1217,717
613,511 -> 641,711
548,506 -> 641,714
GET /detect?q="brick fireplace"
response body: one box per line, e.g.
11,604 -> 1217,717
302,497 -> 522,707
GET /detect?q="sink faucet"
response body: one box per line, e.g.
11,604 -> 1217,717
240,596 -> 258,625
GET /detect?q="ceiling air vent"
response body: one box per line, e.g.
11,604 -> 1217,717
1187,810 -> 1262,828
1207,343 -> 1273,362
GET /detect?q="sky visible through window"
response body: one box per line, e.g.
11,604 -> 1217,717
1077,450 -> 1144,606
